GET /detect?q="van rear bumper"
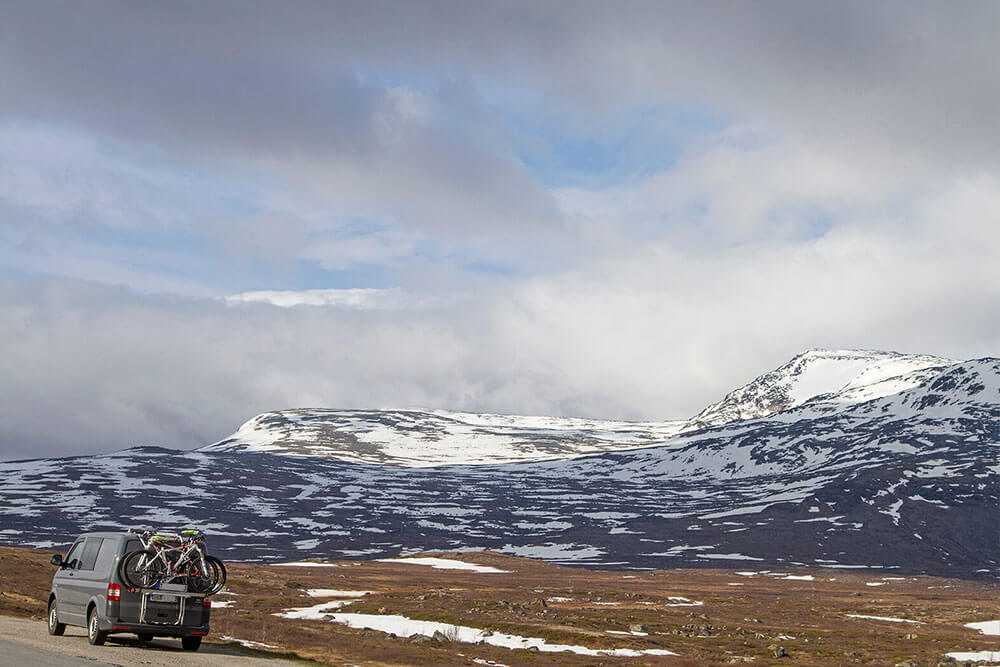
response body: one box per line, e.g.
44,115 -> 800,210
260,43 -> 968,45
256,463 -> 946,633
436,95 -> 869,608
106,619 -> 210,637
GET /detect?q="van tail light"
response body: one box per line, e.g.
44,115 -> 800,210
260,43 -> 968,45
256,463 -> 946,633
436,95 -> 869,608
107,583 -> 121,601
202,598 -> 211,608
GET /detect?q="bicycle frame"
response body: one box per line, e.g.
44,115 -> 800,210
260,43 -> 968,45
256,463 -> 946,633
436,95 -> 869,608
128,529 -> 210,587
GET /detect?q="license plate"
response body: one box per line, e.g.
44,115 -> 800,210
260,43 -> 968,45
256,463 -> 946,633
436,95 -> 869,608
150,594 -> 177,603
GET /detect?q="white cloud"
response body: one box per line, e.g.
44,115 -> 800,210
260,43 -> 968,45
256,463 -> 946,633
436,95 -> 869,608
2,173 -> 997,459
224,288 -> 406,309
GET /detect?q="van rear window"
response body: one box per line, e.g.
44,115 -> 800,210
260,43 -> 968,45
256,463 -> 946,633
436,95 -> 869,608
124,539 -> 142,554
79,538 -> 103,571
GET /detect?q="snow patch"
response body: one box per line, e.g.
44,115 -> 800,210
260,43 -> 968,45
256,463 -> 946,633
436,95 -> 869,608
295,611 -> 679,657
966,620 -> 1000,636
845,614 -> 923,624
307,589 -> 371,598
377,557 -> 509,573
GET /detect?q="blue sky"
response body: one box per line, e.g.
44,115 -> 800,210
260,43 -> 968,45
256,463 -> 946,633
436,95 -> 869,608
1,1 -> 999,457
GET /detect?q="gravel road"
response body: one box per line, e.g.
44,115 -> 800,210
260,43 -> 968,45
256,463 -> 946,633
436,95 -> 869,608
0,615 -> 305,666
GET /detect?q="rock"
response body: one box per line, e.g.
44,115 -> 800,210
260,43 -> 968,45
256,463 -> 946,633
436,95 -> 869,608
431,630 -> 450,642
629,624 -> 649,633
902,633 -> 919,639
894,661 -> 918,667
768,644 -> 787,658
481,630 -> 493,637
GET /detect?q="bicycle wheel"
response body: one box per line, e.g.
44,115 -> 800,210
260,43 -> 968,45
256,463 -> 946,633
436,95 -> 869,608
204,556 -> 227,595
185,556 -> 215,594
119,549 -> 166,589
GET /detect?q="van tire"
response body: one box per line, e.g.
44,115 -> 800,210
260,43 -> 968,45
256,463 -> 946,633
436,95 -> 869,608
181,636 -> 202,651
87,607 -> 108,646
47,599 -> 66,636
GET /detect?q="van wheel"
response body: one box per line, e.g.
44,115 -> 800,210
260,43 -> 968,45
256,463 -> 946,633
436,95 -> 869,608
136,633 -> 153,642
47,600 -> 65,636
87,607 -> 108,646
181,636 -> 202,651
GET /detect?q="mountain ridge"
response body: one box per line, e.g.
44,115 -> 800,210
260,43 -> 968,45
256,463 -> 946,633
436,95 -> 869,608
200,348 -> 961,467
0,349 -> 995,577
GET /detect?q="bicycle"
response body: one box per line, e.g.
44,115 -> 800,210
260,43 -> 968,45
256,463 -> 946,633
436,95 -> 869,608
118,529 -> 227,595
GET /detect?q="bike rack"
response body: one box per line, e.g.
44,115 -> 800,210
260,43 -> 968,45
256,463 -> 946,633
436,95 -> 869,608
136,586 -> 206,626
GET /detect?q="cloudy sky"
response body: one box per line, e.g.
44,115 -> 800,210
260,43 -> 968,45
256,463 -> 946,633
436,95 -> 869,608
2,1 -> 999,459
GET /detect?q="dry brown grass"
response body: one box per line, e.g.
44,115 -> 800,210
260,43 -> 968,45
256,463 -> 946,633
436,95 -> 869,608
1,545 -> 996,665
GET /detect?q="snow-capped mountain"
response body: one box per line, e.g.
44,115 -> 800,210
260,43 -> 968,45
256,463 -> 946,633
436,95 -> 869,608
200,409 -> 689,465
0,350 -> 996,577
690,349 -> 953,428
202,349 -> 958,466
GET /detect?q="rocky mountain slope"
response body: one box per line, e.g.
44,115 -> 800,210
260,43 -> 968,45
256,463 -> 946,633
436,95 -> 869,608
0,350 -> 996,577
201,349 -> 955,466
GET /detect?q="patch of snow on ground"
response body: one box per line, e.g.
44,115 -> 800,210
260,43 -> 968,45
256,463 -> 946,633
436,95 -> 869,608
696,553 -> 764,561
666,596 -> 703,607
275,600 -> 357,619
211,600 -> 235,608
500,543 -> 605,561
966,621 -> 1000,635
376,557 -> 509,573
307,589 -> 371,598
305,612 -> 679,657
219,635 -> 278,649
782,575 -> 815,581
845,614 -> 923,624
946,651 -> 1000,663
273,561 -> 341,567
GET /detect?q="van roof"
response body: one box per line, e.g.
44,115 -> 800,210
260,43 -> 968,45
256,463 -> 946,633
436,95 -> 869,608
75,531 -> 132,539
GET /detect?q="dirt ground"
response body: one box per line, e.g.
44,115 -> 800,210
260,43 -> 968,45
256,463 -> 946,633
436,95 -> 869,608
1,545 -> 996,666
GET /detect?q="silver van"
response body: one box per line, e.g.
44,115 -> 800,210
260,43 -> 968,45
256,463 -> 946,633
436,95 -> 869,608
48,531 -> 211,650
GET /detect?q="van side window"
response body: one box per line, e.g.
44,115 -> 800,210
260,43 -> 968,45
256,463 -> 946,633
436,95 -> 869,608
64,541 -> 84,569
94,538 -> 118,574
123,539 -> 142,554
79,538 -> 103,571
